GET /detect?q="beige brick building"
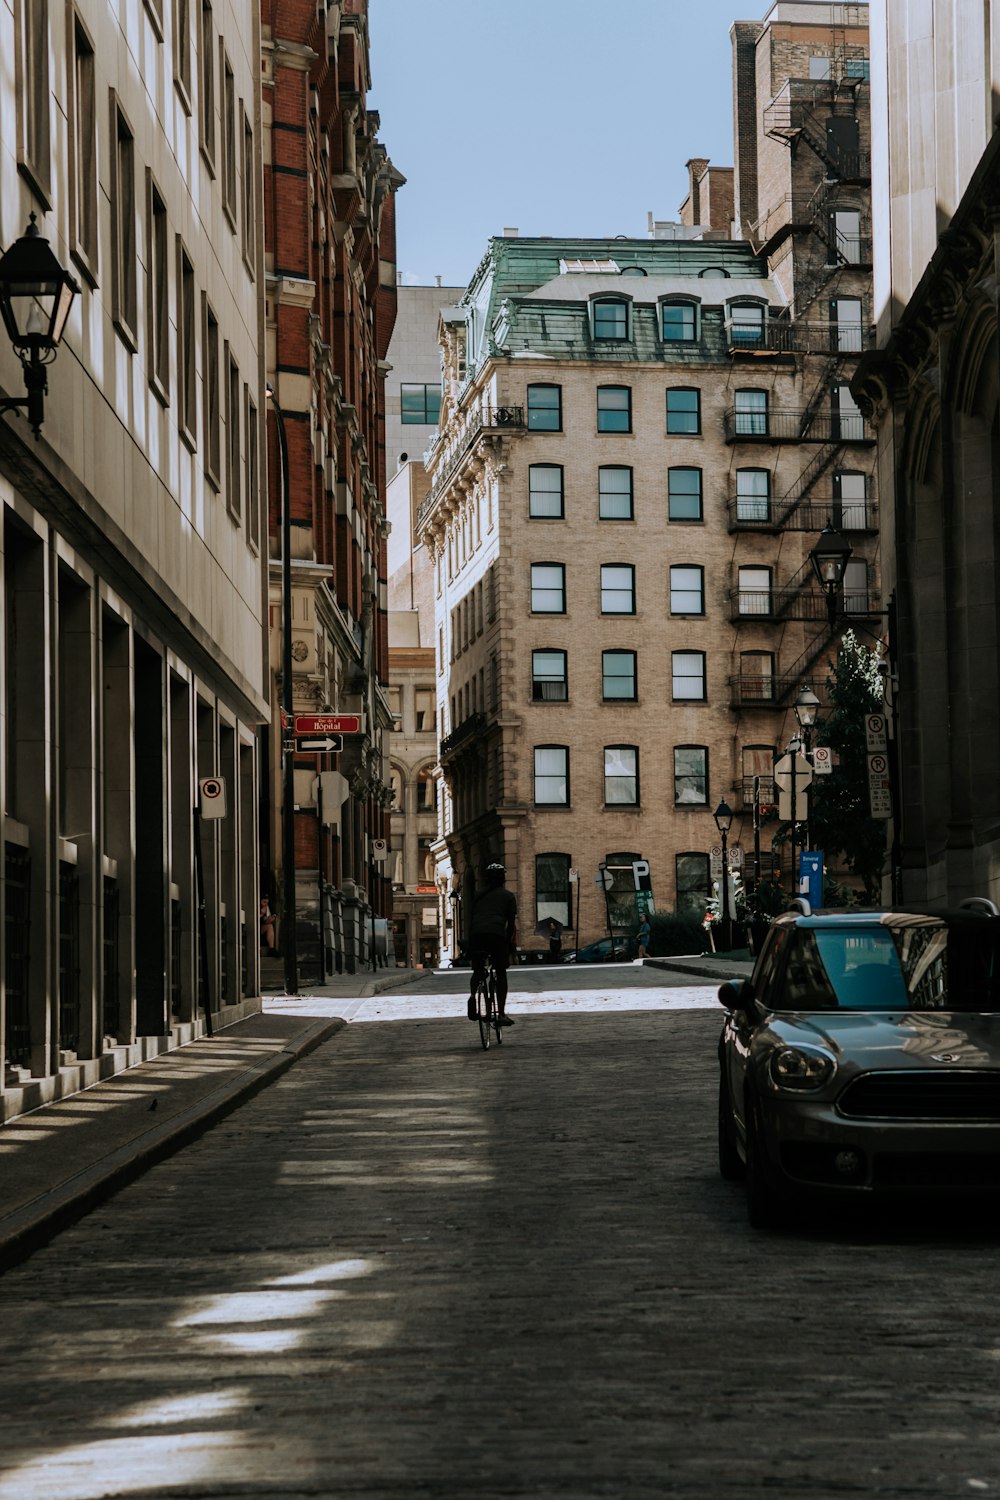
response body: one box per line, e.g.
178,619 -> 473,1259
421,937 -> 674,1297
416,3 -> 877,958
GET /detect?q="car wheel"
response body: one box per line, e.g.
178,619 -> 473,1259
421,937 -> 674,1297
718,1073 -> 744,1181
745,1091 -> 787,1230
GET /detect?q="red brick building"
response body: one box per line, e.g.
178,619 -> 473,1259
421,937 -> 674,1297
261,0 -> 403,974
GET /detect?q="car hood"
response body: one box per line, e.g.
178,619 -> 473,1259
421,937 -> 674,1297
768,1010 -> 1000,1070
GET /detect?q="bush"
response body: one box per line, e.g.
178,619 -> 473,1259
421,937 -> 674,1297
647,912 -> 708,957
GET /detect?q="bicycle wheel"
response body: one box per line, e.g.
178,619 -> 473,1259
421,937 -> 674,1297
476,978 -> 491,1050
489,973 -> 503,1045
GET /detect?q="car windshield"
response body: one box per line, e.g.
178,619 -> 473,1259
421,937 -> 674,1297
776,917 -> 1000,1012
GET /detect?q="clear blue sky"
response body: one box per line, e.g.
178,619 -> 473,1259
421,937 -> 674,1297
369,0 -> 752,288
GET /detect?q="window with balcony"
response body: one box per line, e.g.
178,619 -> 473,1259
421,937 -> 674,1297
661,301 -> 697,341
593,298 -> 629,340
728,302 -> 765,347
604,746 -> 638,806
832,296 -> 863,352
601,564 -> 635,614
672,651 -> 706,701
531,563 -> 566,614
536,853 -> 572,927
738,566 -> 772,615
833,208 -> 862,263
599,466 -> 633,520
742,745 -> 775,808
670,565 -> 704,615
740,651 -> 775,701
734,389 -> 768,436
532,649 -> 568,702
527,384 -> 562,431
676,852 -> 710,917
674,746 -> 708,805
666,388 -> 700,435
834,471 -> 868,530
843,559 -> 869,614
529,464 -> 564,518
534,745 -> 569,805
833,383 -> 864,440
597,385 -> 631,433
602,650 -> 636,700
736,469 -> 770,522
668,467 -> 702,521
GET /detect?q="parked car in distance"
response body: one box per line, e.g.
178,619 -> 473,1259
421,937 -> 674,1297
567,936 -> 637,963
717,900 -> 1000,1228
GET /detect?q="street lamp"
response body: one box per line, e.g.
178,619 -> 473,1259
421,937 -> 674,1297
713,798 -> 734,952
809,521 -> 854,624
0,215 -> 79,438
792,684 -> 821,861
266,383 -> 298,996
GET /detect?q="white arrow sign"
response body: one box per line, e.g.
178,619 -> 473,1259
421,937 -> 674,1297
297,735 -> 344,754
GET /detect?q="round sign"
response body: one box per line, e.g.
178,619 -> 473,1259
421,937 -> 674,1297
202,779 -> 223,799
869,754 -> 887,774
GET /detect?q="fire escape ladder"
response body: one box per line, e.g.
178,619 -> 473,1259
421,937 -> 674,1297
775,441 -> 845,528
798,355 -> 840,438
774,558 -> 820,620
775,632 -> 836,704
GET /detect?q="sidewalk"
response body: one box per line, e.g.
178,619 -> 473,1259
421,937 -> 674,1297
645,952 -> 755,983
0,966 -> 423,1272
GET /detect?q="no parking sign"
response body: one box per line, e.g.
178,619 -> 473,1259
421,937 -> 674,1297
199,777 -> 228,818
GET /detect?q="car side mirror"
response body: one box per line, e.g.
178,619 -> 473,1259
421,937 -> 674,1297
718,977 -> 755,1013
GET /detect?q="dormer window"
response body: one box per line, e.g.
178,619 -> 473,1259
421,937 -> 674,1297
727,301 -> 766,348
593,297 -> 630,341
661,300 -> 698,342
699,267 -> 729,279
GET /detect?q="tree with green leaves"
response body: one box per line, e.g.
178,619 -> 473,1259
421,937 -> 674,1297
807,630 -> 887,902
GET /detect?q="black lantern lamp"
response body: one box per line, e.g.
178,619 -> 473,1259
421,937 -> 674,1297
713,798 -> 734,835
0,215 -> 80,437
793,684 -> 821,734
712,798 -> 735,952
809,522 -> 854,624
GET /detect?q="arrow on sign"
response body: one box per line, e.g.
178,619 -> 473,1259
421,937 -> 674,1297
296,735 -> 344,754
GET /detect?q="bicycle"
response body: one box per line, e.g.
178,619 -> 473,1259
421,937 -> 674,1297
473,956 -> 504,1051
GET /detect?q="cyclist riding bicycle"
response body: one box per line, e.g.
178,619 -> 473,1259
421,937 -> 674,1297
466,862 -> 518,1026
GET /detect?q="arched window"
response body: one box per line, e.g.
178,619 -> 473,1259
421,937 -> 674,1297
592,297 -> 630,341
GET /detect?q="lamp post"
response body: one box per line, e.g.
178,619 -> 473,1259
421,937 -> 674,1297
793,684 -> 821,855
0,215 -> 79,437
713,798 -> 734,952
266,383 -> 298,996
809,521 -> 854,625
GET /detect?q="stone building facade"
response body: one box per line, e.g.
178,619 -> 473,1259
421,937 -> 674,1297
854,0 -> 1000,906
261,0 -> 402,976
1,0 -> 267,1119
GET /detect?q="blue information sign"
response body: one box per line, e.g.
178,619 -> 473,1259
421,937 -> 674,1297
799,851 -> 824,910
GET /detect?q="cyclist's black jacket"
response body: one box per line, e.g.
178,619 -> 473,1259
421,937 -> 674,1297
469,886 -> 517,942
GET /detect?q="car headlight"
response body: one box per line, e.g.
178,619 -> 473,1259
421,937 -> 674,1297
768,1046 -> 836,1092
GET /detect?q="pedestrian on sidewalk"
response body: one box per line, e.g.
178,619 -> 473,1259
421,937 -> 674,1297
260,896 -> 277,955
636,914 -> 651,960
547,919 -> 563,964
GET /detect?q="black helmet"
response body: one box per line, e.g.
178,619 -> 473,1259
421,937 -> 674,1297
485,862 -> 506,886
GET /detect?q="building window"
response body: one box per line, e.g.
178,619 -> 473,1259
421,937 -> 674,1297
670,565 -> 704,615
177,241 -> 197,444
198,1 -> 215,172
599,466 -> 633,520
604,746 -> 638,806
245,390 -> 259,550
661,301 -> 696,341
110,96 -> 137,346
734,388 -> 768,436
699,267 -> 729,278
593,298 -> 629,340
536,853 -> 571,927
69,13 -> 98,277
668,467 -> 702,521
147,175 -> 169,400
736,468 -> 770,522
415,689 -> 435,732
532,650 -> 568,702
809,54 -> 832,78
226,345 -> 241,522
844,559 -> 869,614
674,746 -> 708,806
15,0 -> 51,203
531,563 -> 566,614
845,57 -> 870,79
833,471 -> 869,530
620,266 -> 647,276
203,297 -> 220,488
676,852 -> 710,918
527,384 -> 562,431
832,296 -> 863,352
743,744 -> 776,808
601,564 -> 635,614
528,464 -> 564,519
740,650 -> 775,701
738,566 -> 772,615
241,107 -> 256,274
222,47 -> 237,225
401,383 -> 442,424
672,651 -> 706,701
833,208 -> 863,263
602,650 -> 636,701
728,302 -> 765,347
174,0 -> 192,107
666,388 -> 700,435
417,769 -> 436,812
144,0 -> 165,36
534,745 -> 569,805
833,383 -> 864,440
597,385 -> 631,433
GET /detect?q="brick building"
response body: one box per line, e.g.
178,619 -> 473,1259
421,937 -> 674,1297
417,3 -> 877,956
1,0 -> 267,1119
261,0 -> 402,975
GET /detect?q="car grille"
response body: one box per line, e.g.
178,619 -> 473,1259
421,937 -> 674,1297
838,1070 -> 1000,1121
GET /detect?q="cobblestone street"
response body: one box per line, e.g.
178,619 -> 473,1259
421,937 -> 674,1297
1,968 -> 1000,1499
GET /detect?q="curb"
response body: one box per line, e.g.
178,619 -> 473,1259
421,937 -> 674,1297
0,1016 -> 344,1275
645,960 -> 752,983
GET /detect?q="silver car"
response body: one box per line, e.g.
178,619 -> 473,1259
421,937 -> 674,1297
717,902 -> 1000,1228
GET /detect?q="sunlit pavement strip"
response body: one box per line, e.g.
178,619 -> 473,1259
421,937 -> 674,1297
264,984 -> 720,1023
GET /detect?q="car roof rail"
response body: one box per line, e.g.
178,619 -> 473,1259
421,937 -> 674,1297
789,897 -> 812,916
959,897 -> 1000,916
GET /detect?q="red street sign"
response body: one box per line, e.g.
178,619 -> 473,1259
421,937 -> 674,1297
294,714 -> 360,735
